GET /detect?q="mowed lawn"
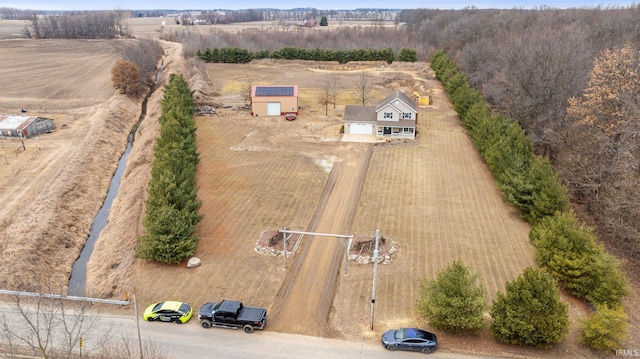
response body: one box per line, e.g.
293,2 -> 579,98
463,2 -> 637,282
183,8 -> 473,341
330,82 -> 537,343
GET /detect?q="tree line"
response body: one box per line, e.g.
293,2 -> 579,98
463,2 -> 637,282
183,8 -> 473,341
428,51 -> 628,353
24,10 -> 131,39
195,46 -> 416,64
194,8 -> 397,24
165,25 -> 414,58
135,74 -> 203,264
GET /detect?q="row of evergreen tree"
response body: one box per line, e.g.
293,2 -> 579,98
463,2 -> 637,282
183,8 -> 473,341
135,74 -> 203,264
196,46 -> 418,64
425,50 -> 628,352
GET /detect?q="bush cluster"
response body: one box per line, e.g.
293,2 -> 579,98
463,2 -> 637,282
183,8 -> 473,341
429,50 -> 629,351
530,211 -> 629,306
580,304 -> 628,352
135,74 -> 203,264
196,46 -> 417,64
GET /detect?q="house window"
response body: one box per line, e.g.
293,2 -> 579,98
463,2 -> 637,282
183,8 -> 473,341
402,112 -> 412,119
384,112 -> 393,119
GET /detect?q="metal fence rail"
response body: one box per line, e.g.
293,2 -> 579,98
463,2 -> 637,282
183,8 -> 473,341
0,289 -> 130,306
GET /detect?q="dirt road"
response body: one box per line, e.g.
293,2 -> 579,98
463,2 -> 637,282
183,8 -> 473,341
269,143 -> 373,337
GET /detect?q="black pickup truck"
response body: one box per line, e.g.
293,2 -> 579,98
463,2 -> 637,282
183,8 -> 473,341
198,300 -> 267,333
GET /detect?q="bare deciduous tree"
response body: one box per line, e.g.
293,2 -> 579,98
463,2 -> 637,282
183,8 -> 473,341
355,71 -> 373,106
319,76 -> 342,115
320,79 -> 331,115
0,290 -> 102,358
121,38 -> 164,89
0,288 -> 173,359
328,76 -> 341,109
242,81 -> 253,106
559,43 -> 640,256
28,11 -> 130,39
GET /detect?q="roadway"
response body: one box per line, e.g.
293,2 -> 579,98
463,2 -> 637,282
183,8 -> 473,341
0,302 -> 503,359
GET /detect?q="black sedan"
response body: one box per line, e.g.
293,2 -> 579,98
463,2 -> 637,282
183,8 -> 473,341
381,328 -> 437,354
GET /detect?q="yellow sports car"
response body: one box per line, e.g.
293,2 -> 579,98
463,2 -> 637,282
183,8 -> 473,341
143,301 -> 193,324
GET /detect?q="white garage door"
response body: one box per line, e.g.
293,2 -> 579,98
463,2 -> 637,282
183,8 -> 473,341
267,102 -> 281,116
350,123 -> 373,135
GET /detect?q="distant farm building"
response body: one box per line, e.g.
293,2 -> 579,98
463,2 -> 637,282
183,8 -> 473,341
0,115 -> 55,138
251,85 -> 299,117
298,19 -> 317,27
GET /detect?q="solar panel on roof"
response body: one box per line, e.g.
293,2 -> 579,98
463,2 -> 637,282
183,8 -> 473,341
255,86 -> 294,96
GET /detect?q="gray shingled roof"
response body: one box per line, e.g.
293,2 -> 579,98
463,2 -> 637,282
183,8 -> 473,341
375,90 -> 416,112
344,105 -> 377,122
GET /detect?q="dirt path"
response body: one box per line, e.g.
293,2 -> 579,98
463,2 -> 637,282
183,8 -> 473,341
269,143 -> 373,337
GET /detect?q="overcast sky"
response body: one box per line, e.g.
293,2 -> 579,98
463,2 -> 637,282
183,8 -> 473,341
0,0 -> 637,11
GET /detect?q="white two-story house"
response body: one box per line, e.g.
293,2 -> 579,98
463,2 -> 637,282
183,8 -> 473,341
343,90 -> 417,139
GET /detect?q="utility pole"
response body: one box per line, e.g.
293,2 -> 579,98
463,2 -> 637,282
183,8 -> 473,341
133,294 -> 144,359
283,231 -> 289,269
370,229 -> 380,330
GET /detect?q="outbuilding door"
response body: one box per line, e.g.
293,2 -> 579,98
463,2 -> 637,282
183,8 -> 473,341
350,123 -> 373,135
267,102 -> 281,116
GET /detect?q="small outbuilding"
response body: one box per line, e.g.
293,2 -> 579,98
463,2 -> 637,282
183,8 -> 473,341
251,85 -> 298,117
0,114 -> 55,138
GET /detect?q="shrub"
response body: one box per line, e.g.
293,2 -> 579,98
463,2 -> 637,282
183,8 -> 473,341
417,260 -> 487,334
530,211 -> 598,290
529,211 -> 628,306
490,268 -> 569,348
580,304 -> 628,352
398,48 -> 417,62
580,252 -> 629,306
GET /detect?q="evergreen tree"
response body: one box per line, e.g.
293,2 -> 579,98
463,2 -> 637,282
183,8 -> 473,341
398,48 -> 417,62
417,260 -> 487,334
525,156 -> 569,224
136,74 -> 202,264
490,268 -> 569,348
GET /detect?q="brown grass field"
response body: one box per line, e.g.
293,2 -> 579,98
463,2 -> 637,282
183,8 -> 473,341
0,17 -> 638,358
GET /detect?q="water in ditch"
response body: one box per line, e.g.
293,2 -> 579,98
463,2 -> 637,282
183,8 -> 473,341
68,57 -> 162,297
68,141 -> 132,296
